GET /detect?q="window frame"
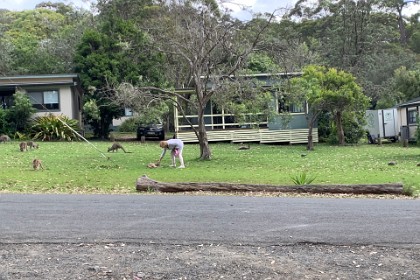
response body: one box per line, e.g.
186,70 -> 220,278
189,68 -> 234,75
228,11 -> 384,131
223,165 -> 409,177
408,109 -> 418,125
277,96 -> 306,114
27,89 -> 60,111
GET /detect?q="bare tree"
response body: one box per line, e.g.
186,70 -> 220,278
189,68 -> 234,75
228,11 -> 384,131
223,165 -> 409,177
119,0 -> 276,160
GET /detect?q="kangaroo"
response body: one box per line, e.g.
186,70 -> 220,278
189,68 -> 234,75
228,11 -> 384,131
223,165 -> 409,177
32,159 -> 44,170
147,161 -> 161,168
27,141 -> 39,149
19,142 -> 28,152
0,134 -> 10,143
238,143 -> 250,150
108,142 -> 127,153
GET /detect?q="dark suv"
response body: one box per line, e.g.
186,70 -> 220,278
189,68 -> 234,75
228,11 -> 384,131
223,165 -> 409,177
137,123 -> 165,140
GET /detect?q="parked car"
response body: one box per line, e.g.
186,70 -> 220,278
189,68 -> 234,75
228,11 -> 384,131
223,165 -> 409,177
137,123 -> 165,140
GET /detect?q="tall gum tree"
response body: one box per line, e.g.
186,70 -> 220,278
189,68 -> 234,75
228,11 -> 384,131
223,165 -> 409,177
139,0 -> 275,160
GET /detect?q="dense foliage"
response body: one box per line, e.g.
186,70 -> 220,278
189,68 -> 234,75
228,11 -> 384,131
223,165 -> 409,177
0,92 -> 36,136
73,3 -> 166,139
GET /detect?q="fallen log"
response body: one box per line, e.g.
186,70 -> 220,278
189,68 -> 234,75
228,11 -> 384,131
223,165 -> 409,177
136,175 -> 405,195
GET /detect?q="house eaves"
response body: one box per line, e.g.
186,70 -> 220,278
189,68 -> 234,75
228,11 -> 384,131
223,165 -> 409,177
0,74 -> 83,93
396,97 -> 420,108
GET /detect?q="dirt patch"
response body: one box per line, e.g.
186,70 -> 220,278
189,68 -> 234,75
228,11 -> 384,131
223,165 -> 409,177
1,243 -> 419,279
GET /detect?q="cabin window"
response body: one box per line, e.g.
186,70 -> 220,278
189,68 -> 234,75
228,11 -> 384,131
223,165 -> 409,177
408,110 -> 417,124
27,90 -> 59,110
278,97 -> 305,113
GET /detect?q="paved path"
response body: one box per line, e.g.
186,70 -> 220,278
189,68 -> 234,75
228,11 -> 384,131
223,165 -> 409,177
0,194 -> 419,247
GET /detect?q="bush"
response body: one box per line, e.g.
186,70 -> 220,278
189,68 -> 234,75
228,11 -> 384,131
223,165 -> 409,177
30,114 -> 80,141
3,91 -> 36,135
317,111 -> 331,142
0,109 -> 8,135
118,117 -> 139,132
326,111 -> 366,145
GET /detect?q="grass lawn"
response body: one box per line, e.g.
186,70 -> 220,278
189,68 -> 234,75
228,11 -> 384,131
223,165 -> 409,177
0,140 -> 419,196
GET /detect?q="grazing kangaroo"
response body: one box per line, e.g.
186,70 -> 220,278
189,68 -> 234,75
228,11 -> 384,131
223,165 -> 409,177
32,159 -> 44,170
19,142 -> 28,152
0,134 -> 10,143
27,141 -> 39,149
108,142 -> 127,153
238,143 -> 250,150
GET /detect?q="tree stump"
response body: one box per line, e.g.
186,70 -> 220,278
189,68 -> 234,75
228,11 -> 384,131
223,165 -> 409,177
136,175 -> 405,195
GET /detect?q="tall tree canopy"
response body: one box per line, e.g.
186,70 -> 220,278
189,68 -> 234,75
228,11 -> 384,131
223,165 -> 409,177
289,0 -> 418,109
74,0 -> 166,138
0,5 -> 92,74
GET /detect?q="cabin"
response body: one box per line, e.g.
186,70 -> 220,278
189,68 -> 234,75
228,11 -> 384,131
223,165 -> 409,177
174,73 -> 318,144
0,74 -> 84,127
396,97 -> 420,141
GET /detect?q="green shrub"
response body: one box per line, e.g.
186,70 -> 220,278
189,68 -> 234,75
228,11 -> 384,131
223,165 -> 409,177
30,114 -> 80,141
4,91 -> 36,134
327,112 -> 366,145
317,111 -> 331,142
118,117 -> 139,132
0,109 -> 8,134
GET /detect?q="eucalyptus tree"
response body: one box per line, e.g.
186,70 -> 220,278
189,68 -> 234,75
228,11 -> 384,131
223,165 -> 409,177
379,0 -> 420,45
289,0 -> 416,109
0,4 -> 92,74
124,0 -> 276,160
258,17 -> 322,73
407,12 -> 420,53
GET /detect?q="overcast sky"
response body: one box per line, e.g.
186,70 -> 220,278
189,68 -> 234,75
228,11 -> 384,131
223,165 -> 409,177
0,0 -> 419,19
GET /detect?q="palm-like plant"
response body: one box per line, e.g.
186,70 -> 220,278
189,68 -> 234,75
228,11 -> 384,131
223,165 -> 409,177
30,114 -> 79,141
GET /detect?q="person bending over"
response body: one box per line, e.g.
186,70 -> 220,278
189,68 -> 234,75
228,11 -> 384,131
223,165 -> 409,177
158,139 -> 185,168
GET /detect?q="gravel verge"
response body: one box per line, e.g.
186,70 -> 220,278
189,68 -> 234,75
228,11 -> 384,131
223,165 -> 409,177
1,242 -> 419,280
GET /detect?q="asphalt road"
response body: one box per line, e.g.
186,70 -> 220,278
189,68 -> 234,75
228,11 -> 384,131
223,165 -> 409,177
0,194 -> 419,247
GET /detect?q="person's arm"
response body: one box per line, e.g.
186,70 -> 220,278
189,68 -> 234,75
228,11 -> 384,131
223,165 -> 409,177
158,148 -> 167,162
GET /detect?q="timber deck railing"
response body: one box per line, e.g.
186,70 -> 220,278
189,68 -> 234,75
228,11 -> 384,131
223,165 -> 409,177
177,128 -> 318,144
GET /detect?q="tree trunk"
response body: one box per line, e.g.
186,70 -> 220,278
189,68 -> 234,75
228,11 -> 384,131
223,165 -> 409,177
306,112 -> 318,151
307,132 -> 313,151
397,6 -> 407,45
197,105 -> 212,160
136,175 -> 405,195
336,111 -> 345,145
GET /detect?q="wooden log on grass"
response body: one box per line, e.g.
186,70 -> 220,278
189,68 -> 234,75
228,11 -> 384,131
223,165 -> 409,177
136,175 -> 405,195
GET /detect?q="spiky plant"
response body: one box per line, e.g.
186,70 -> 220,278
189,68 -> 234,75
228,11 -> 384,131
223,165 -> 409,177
30,114 -> 80,141
291,172 -> 316,185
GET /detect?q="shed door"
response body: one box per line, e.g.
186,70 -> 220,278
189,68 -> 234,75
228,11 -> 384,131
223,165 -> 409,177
382,109 -> 397,137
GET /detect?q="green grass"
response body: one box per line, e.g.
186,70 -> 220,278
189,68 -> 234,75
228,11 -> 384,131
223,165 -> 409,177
1,140 -> 420,195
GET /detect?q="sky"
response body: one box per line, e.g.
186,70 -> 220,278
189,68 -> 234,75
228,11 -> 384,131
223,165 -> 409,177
0,0 -> 419,19
0,0 -> 94,11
